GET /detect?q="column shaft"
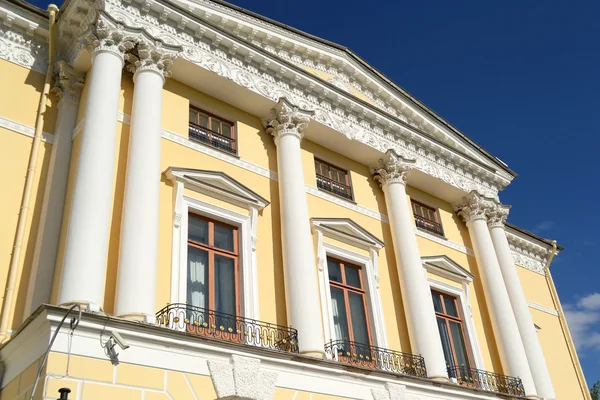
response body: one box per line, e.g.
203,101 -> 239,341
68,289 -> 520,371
114,68 -> 165,320
490,224 -> 555,399
466,216 -> 537,397
58,49 -> 124,308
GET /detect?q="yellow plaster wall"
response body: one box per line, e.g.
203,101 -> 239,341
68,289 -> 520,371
517,266 -> 556,308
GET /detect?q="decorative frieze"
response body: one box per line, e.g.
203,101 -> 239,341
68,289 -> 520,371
0,24 -> 47,73
371,149 -> 416,188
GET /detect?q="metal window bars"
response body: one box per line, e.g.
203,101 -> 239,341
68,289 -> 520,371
447,365 -> 526,396
188,123 -> 236,154
316,174 -> 353,200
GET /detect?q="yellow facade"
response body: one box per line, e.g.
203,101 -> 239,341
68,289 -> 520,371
0,1 -> 589,399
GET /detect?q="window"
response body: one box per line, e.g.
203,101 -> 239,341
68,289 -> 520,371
328,257 -> 371,346
412,200 -> 444,236
189,107 -> 236,154
315,158 -> 353,200
432,291 -> 471,370
187,213 -> 240,319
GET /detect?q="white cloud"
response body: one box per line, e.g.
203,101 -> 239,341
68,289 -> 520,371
533,220 -> 555,234
564,293 -> 600,354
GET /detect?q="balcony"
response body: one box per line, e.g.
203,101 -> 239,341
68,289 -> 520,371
324,340 -> 427,378
156,303 -> 298,353
316,174 -> 353,200
447,365 -> 525,397
188,122 -> 236,154
414,214 -> 444,236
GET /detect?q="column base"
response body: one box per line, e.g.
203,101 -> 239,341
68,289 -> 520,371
59,301 -> 102,313
116,313 -> 156,324
299,350 -> 325,358
428,375 -> 450,383
525,396 -> 540,400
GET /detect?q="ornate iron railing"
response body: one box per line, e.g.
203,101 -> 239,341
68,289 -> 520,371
316,174 -> 353,200
188,123 -> 236,154
156,303 -> 298,353
324,340 -> 427,378
447,365 -> 525,396
414,214 -> 444,236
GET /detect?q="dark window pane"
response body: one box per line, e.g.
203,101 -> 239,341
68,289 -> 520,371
345,266 -> 361,289
187,246 -> 208,309
222,123 -> 232,138
432,292 -> 443,313
199,113 -> 209,128
188,215 -> 208,244
214,255 -> 236,316
330,287 -> 350,341
214,223 -> 234,251
444,296 -> 459,318
450,321 -> 470,368
189,109 -> 198,123
437,317 -> 455,367
348,292 -> 369,345
212,118 -> 222,134
328,260 -> 342,283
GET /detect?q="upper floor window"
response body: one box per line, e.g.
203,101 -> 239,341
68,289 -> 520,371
412,200 -> 444,236
187,213 -> 240,318
315,158 -> 353,200
189,107 -> 237,154
328,257 -> 371,346
432,291 -> 471,370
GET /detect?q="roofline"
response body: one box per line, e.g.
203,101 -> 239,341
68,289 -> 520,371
505,222 -> 564,251
7,0 -> 48,18
190,0 -> 517,178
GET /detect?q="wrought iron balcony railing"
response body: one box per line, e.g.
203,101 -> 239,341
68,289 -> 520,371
324,339 -> 427,378
188,123 -> 236,154
156,303 -> 298,353
316,174 -> 353,200
447,365 -> 525,397
414,214 -> 444,236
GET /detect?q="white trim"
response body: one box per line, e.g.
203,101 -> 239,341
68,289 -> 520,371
0,115 -> 53,143
306,185 -> 387,222
416,228 -> 472,255
527,301 -> 559,317
427,278 -> 485,370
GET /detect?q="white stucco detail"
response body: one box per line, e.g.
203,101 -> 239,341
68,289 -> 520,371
208,355 -> 278,400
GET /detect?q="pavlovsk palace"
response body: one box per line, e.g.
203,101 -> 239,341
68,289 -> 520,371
0,0 -> 589,399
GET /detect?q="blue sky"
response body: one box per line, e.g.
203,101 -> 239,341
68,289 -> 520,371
32,0 -> 599,387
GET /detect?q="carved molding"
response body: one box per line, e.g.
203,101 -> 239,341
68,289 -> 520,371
455,191 -> 495,224
487,202 -> 510,228
51,60 -> 84,104
527,301 -> 559,316
371,149 -> 415,188
84,16 -> 136,61
207,355 -> 278,400
0,24 -> 47,73
124,38 -> 178,79
371,383 -> 416,400
263,97 -> 313,141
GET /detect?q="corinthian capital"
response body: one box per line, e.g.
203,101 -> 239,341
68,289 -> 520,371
455,191 -> 495,224
263,98 -> 313,141
124,40 -> 178,81
85,17 -> 135,60
487,203 -> 510,228
371,150 -> 416,188
51,61 -> 84,104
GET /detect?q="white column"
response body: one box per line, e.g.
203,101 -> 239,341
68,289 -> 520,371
371,150 -> 449,381
456,192 -> 538,398
488,205 -> 555,399
24,62 -> 84,318
114,42 -> 176,321
58,21 -> 135,309
264,99 -> 324,357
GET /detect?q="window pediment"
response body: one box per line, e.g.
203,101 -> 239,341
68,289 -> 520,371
422,255 -> 473,283
312,218 -> 384,250
164,167 -> 269,210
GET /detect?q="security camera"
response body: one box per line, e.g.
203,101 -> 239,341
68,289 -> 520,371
110,331 -> 130,350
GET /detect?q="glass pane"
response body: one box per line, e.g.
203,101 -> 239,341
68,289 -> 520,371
221,123 -> 232,138
199,113 -> 209,128
413,204 -> 422,217
345,266 -> 361,288
212,118 -> 222,134
189,109 -> 198,123
444,296 -> 459,317
437,317 -> 456,368
348,292 -> 369,345
432,292 -> 443,313
214,255 -> 236,316
188,215 -> 208,244
450,321 -> 470,368
187,246 -> 208,309
315,160 -> 322,175
328,260 -> 342,283
214,223 -> 234,252
330,286 -> 350,341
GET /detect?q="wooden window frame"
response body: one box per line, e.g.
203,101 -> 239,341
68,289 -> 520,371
314,158 -> 354,201
328,257 -> 372,345
187,213 -> 241,316
411,200 -> 445,237
189,105 -> 237,154
432,290 -> 473,369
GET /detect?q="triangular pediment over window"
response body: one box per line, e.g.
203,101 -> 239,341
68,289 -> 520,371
422,255 -> 473,283
311,218 -> 384,249
164,167 -> 269,209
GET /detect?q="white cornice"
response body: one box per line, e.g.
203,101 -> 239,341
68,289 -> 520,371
0,115 -> 53,143
527,301 -> 559,317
